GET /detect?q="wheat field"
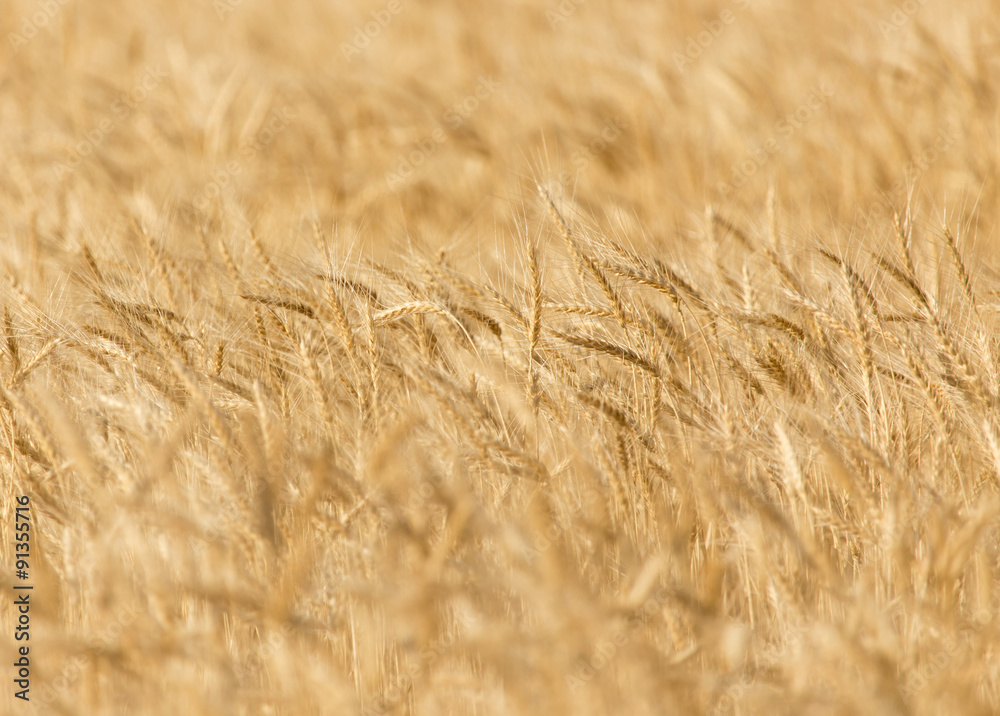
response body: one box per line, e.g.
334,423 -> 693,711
2,0 -> 999,713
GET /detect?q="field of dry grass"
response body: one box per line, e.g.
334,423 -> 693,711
2,0 -> 1000,713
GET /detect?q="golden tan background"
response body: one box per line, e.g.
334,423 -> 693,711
2,0 -> 999,713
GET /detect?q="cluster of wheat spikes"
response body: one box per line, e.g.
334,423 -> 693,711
0,177 -> 998,713
5,0 -> 1000,713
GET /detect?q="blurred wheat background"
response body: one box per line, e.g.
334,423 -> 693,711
2,0 -> 1000,713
